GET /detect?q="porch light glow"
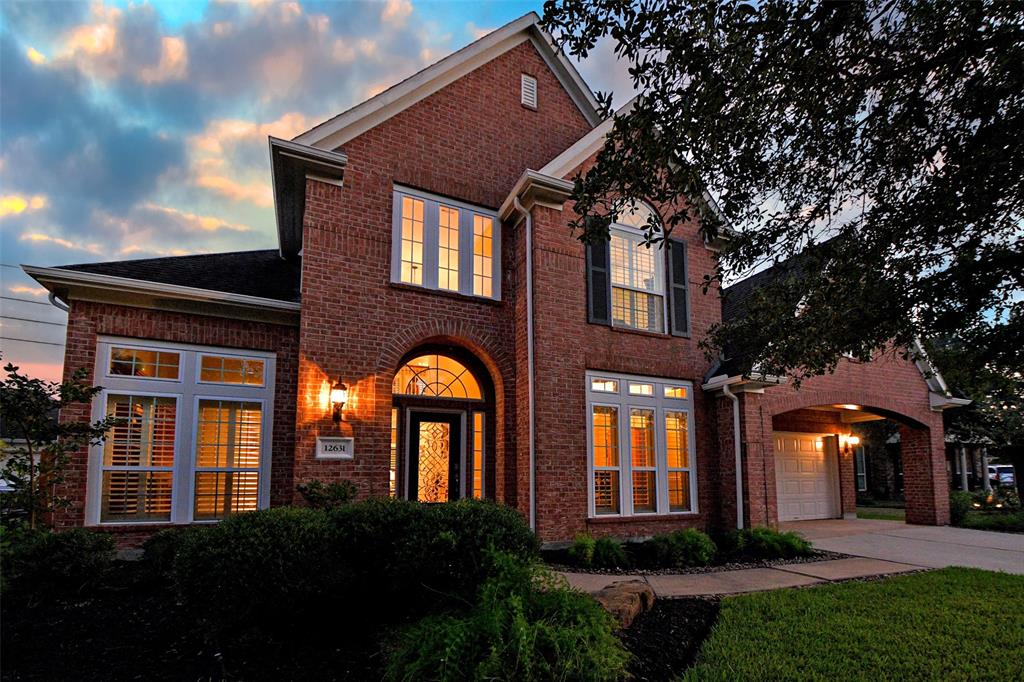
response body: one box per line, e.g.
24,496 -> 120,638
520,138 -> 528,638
840,404 -> 861,411
330,381 -> 348,423
838,434 -> 861,451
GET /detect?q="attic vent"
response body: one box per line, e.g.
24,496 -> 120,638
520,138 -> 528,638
521,74 -> 537,108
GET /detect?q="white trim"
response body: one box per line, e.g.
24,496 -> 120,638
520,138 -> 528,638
608,224 -> 668,334
540,108 -> 620,179
105,342 -> 184,383
585,370 -> 698,519
294,13 -> 600,150
22,265 -> 301,313
195,351 -> 268,388
87,337 -> 276,526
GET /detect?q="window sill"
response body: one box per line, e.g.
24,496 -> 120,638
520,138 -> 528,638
389,282 -> 503,306
587,512 -> 701,524
598,323 -> 672,340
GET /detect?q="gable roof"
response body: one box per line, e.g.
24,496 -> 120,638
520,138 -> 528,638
293,12 -> 601,151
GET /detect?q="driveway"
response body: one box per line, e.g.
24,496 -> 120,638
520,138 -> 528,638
781,519 -> 1024,575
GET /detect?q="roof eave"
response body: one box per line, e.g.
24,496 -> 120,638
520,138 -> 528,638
498,170 -> 575,222
270,137 -> 347,258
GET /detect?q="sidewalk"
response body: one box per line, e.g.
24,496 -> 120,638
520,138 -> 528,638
561,557 -> 923,597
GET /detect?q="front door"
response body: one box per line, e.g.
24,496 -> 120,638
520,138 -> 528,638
408,411 -> 463,502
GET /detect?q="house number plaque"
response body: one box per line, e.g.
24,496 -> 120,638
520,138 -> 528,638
316,437 -> 355,460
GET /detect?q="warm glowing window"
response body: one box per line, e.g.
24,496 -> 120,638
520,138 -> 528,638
200,355 -> 265,386
610,229 -> 665,332
400,195 -> 425,285
592,405 -> 620,514
101,394 -> 176,522
392,354 -> 482,400
392,187 -> 500,299
109,347 -> 180,380
473,215 -> 494,297
438,205 -> 460,291
472,411 -> 484,499
390,408 -> 399,498
193,400 -> 262,521
92,339 -> 274,526
591,378 -> 618,393
586,372 -> 696,516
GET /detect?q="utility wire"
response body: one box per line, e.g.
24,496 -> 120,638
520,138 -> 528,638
0,336 -> 65,347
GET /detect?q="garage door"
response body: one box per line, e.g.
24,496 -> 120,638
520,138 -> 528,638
775,432 -> 838,521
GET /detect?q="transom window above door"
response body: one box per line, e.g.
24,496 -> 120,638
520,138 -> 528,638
393,353 -> 483,399
391,186 -> 501,300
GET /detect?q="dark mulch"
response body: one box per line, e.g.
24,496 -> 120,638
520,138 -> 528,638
547,548 -> 849,576
1,561 -> 387,681
618,598 -> 720,682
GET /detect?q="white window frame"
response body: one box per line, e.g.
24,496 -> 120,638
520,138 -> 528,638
585,371 -> 698,518
855,446 -> 868,492
196,352 -> 267,387
87,337 -> 276,526
390,185 -> 501,301
105,342 -> 183,383
609,223 -> 668,333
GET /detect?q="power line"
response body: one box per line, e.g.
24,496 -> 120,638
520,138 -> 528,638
0,296 -> 57,306
0,336 -> 65,347
0,315 -> 66,327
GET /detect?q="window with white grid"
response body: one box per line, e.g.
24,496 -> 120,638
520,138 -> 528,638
391,186 -> 500,300
89,338 -> 275,525
586,371 -> 697,517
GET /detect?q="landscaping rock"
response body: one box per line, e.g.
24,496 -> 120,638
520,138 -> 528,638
593,579 -> 655,629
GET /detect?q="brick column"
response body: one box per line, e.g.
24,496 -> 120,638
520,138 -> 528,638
737,391 -> 777,528
712,395 -> 739,532
838,440 -> 857,518
900,422 -> 951,525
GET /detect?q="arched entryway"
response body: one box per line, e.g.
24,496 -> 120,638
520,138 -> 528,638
390,344 -> 495,502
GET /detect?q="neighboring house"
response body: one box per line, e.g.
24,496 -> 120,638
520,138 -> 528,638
23,13 -> 967,547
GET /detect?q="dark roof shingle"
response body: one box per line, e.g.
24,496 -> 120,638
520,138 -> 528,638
56,250 -> 300,303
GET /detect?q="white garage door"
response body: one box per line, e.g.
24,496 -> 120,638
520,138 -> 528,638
775,432 -> 838,521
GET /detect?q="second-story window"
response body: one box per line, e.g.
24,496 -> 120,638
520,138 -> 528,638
391,186 -> 501,300
610,227 -> 665,333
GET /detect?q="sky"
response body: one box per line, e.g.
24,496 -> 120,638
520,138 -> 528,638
0,0 -> 634,382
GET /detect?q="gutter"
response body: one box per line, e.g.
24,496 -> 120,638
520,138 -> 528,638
511,196 -> 538,531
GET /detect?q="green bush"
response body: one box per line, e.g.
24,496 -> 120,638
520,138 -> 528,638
172,499 -> 538,639
296,479 -> 358,510
385,552 -> 630,682
959,510 -> 1024,533
949,491 -> 973,526
719,527 -> 813,562
641,528 -> 717,568
1,524 -> 115,598
141,525 -> 205,576
568,534 -> 596,566
592,537 -> 629,568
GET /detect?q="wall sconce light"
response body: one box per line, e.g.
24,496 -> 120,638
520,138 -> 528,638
839,434 -> 861,453
330,380 -> 348,423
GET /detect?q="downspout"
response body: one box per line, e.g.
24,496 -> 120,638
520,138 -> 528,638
722,383 -> 744,529
48,291 -> 70,312
512,196 -> 537,531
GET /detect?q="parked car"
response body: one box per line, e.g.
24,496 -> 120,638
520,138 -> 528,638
988,465 -> 1016,487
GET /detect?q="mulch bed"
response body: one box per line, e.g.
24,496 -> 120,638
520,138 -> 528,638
548,548 -> 850,576
1,561 -> 386,681
618,597 -> 720,682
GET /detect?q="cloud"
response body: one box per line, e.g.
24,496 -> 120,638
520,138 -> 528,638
20,232 -> 103,255
382,0 -> 413,26
8,284 -> 48,298
0,194 -> 47,217
465,22 -> 494,40
25,46 -> 45,64
139,202 -> 250,232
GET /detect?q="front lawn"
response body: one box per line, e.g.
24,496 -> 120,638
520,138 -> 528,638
856,506 -> 905,521
681,568 -> 1024,681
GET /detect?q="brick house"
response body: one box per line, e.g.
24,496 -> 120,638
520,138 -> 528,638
24,13 -> 967,546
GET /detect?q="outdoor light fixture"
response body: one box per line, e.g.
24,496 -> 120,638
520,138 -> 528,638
330,380 -> 348,423
839,434 -> 861,453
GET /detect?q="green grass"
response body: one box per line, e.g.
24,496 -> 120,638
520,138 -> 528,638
959,510 -> 1024,533
856,506 -> 906,521
680,568 -> 1024,681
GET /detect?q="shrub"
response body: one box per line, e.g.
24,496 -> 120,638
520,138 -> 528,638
592,537 -> 630,568
141,526 -> 205,576
568,534 -> 596,566
1,524 -> 115,599
641,529 -> 717,568
385,552 -> 630,682
172,499 -> 538,640
296,479 -> 358,510
949,491 -> 973,526
719,527 -> 813,562
959,510 -> 1024,534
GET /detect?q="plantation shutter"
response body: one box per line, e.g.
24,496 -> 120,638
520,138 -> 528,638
668,239 -> 690,336
585,236 -> 612,325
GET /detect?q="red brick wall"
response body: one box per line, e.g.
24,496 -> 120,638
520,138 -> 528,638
293,40 -> 593,508
56,300 -> 300,545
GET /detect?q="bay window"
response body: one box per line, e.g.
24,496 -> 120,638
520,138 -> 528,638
391,186 -> 500,300
586,371 -> 697,517
88,339 -> 275,525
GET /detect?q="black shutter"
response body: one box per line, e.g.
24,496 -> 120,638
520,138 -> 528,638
668,239 -> 690,336
586,238 -> 612,325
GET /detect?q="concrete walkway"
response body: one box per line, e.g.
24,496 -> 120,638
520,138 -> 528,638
781,519 -> 1024,575
562,556 -> 921,597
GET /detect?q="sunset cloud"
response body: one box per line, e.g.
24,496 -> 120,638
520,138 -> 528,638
20,232 -> 103,255
0,194 -> 47,217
